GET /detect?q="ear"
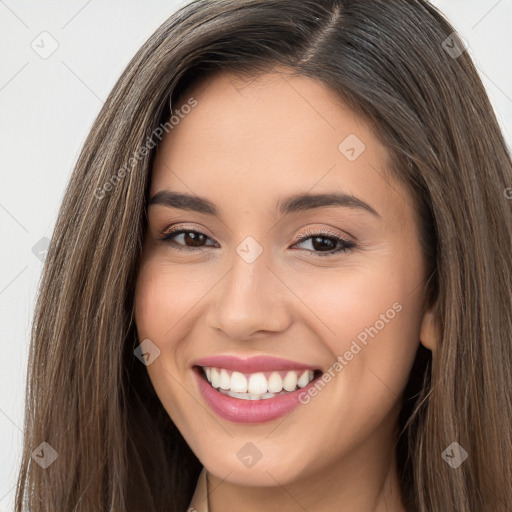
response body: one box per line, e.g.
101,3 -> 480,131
419,305 -> 438,351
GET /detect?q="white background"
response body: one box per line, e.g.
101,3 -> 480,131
0,1 -> 511,509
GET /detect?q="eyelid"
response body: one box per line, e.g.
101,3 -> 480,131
161,224 -> 353,243
291,227 -> 356,257
161,223 -> 216,239
162,223 -> 353,243
159,224 -> 219,248
292,227 -> 353,245
158,223 -> 356,258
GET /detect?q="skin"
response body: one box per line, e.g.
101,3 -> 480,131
134,69 -> 438,512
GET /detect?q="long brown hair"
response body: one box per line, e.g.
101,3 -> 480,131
15,1 -> 512,510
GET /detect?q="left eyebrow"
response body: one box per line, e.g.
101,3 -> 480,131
276,192 -> 380,218
148,190 -> 380,219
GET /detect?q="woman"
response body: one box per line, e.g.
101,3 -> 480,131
15,1 -> 512,511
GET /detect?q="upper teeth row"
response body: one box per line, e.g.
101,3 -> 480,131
203,367 -> 315,394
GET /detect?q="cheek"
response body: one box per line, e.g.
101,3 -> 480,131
133,259 -> 195,382
134,257 -> 207,344
133,258 -> 202,426
283,268 -> 423,465
290,259 -> 424,395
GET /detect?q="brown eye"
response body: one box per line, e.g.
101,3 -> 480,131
160,229 -> 218,250
292,231 -> 356,257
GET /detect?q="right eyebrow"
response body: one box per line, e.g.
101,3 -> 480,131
149,190 -> 217,215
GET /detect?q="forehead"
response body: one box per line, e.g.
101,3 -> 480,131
151,70 -> 415,230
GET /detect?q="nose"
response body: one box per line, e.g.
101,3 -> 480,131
206,248 -> 293,340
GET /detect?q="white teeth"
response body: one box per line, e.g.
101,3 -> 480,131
298,370 -> 312,388
202,366 -> 316,400
219,369 -> 231,390
267,372 -> 283,393
227,390 -> 251,400
211,368 -> 220,389
230,371 -> 248,393
283,371 -> 298,391
221,390 -> 276,400
248,372 -> 268,394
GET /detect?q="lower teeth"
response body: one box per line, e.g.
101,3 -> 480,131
217,388 -> 290,400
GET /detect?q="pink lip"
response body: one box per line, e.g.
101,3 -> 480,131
192,358 -> 321,424
192,355 -> 318,373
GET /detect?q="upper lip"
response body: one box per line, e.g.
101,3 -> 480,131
192,355 -> 319,373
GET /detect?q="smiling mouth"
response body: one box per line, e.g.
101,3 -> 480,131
195,366 -> 322,400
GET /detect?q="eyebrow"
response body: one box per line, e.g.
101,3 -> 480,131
148,190 -> 380,218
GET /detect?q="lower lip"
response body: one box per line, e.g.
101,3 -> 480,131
193,367 -> 319,423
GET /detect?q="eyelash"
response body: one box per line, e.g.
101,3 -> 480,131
158,227 -> 356,257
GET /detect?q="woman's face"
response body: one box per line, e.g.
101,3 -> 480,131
134,70 -> 432,487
